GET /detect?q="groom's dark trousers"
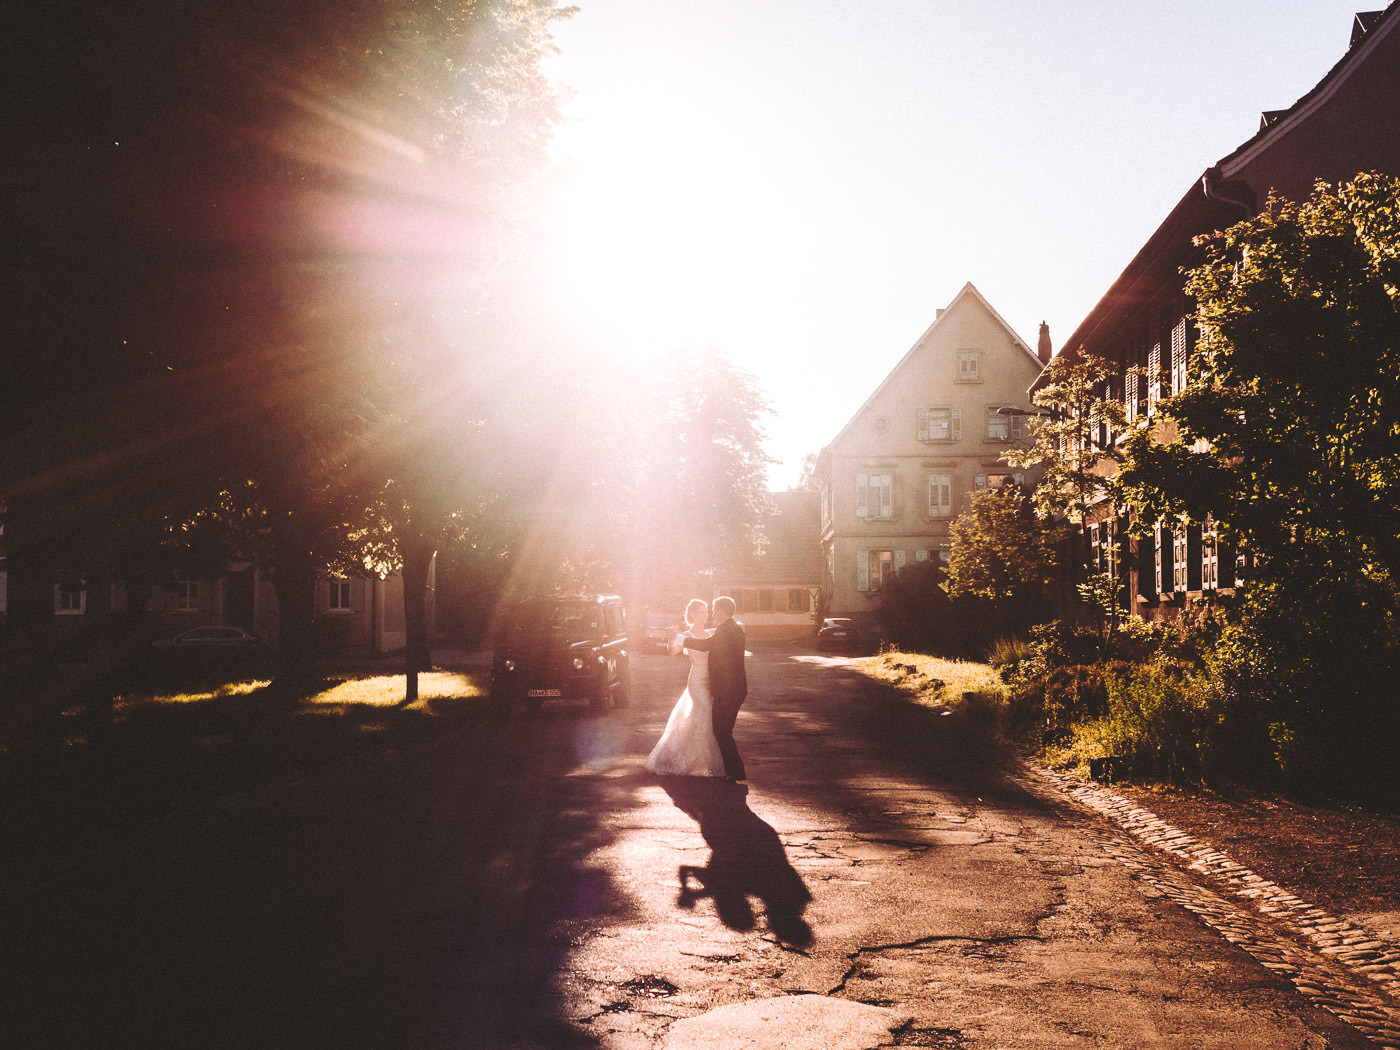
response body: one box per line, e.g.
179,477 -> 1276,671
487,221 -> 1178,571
685,617 -> 748,780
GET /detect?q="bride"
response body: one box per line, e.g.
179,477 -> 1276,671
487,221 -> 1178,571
644,599 -> 726,777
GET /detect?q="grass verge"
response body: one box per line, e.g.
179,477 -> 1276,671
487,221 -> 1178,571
858,649 -> 1008,726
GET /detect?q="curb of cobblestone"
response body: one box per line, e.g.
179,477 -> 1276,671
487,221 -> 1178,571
1019,762 -> 1400,1049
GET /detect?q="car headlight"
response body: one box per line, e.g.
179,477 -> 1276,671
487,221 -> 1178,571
502,659 -> 516,672
572,656 -> 586,670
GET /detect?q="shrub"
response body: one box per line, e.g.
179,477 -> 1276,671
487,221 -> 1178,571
1004,661 -> 1131,750
1091,661 -> 1210,782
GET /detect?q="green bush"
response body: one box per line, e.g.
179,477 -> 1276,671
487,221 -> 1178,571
1005,661 -> 1129,750
1090,661 -> 1210,782
1200,581 -> 1400,805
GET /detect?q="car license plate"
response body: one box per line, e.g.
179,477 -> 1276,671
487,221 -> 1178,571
527,689 -> 562,697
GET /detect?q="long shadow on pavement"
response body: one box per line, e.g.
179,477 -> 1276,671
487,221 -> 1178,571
658,776 -> 813,948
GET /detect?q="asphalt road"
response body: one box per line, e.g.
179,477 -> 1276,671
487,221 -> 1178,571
6,648 -> 1384,1049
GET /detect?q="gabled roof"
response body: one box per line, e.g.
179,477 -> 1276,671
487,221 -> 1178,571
1036,1 -> 1400,392
1218,4 -> 1398,179
825,281 -> 1039,453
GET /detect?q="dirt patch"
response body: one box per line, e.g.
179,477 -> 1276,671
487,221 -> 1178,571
1113,783 -> 1400,939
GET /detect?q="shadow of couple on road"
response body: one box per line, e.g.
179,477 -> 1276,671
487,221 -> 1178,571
658,777 -> 813,948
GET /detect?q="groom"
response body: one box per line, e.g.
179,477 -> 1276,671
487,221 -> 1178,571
683,596 -> 748,782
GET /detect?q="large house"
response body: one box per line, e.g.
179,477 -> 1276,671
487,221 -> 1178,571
1037,3 -> 1400,621
817,283 -> 1047,639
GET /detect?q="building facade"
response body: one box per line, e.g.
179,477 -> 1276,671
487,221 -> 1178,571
818,283 -> 1047,640
1037,3 -> 1400,621
714,490 -> 823,642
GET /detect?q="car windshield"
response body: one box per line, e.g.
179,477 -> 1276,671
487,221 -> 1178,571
509,601 -> 599,639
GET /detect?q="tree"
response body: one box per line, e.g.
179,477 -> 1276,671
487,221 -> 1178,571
945,484 -> 1062,603
1119,173 -> 1400,596
1116,173 -> 1400,799
622,356 -> 776,608
3,0 -> 575,716
1003,353 -> 1127,587
791,452 -> 820,492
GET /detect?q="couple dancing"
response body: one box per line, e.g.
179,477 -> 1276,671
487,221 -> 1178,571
644,596 -> 748,782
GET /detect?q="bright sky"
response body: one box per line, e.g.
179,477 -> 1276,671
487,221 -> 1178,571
539,0 -> 1375,488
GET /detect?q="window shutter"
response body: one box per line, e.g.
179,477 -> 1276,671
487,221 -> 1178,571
1148,344 -> 1162,412
352,577 -> 367,613
855,474 -> 869,518
951,407 -> 962,441
894,549 -> 906,571
1010,414 -> 1024,440
879,474 -> 893,518
1171,317 -> 1189,394
917,407 -> 929,441
975,473 -> 986,489
856,550 -> 869,592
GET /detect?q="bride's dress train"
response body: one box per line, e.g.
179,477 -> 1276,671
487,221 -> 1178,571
645,635 -> 726,777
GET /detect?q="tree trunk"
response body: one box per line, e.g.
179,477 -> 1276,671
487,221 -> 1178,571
399,531 -> 435,706
271,543 -> 320,694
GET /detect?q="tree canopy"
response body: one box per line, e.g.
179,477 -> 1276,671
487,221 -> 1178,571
1119,173 -> 1400,598
945,485 -> 1061,603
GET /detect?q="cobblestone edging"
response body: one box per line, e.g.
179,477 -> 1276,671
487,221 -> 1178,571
1019,763 -> 1400,1049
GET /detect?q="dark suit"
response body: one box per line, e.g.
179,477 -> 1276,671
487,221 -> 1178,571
683,617 -> 748,780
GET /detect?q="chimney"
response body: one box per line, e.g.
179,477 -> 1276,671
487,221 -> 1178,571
1037,321 -> 1052,364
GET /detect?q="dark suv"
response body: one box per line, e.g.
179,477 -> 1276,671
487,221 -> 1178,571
490,595 -> 632,714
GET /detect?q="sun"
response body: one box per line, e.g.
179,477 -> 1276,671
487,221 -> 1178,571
539,87 -> 803,367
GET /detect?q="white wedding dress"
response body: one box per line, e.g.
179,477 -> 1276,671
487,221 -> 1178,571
645,632 -> 726,777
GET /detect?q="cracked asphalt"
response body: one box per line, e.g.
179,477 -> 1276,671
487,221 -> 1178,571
8,647 -> 1395,1048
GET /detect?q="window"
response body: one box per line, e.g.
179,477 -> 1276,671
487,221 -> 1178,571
986,409 -> 1009,441
329,578 -> 352,611
857,549 -> 903,592
1153,523 -> 1166,594
1171,317 -> 1190,395
855,473 -> 893,519
917,406 -> 961,442
177,579 -> 202,612
758,589 -> 774,612
985,410 -> 1025,442
787,589 -> 809,613
55,580 -> 86,615
957,350 -> 981,381
927,473 -> 953,518
976,471 -> 1023,490
1202,521 -> 1219,592
1173,526 -> 1189,592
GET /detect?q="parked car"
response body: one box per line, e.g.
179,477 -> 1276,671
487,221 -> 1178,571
490,595 -> 632,714
641,613 -> 681,655
153,625 -> 263,651
816,617 -> 858,652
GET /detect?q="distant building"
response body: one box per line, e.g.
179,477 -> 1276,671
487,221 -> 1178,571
714,490 -> 823,642
817,282 -> 1046,641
